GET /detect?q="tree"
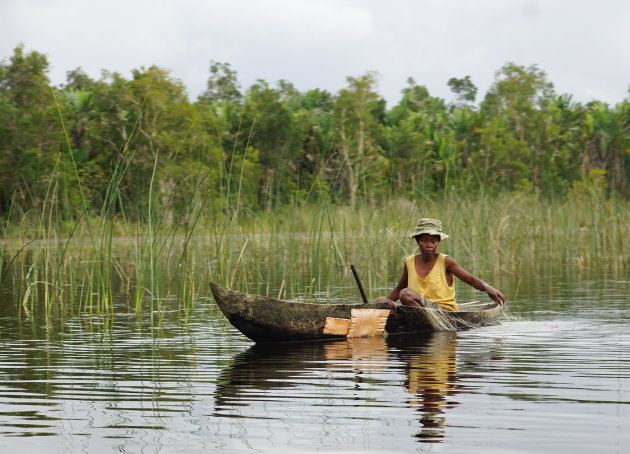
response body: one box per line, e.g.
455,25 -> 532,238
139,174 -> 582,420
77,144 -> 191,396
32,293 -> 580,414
294,89 -> 335,201
482,63 -> 554,141
447,75 -> 477,106
198,61 -> 241,104
479,63 -> 556,191
197,61 -> 243,163
581,100 -> 630,196
240,80 -> 296,208
332,72 -> 385,205
126,66 -> 224,219
0,44 -> 63,213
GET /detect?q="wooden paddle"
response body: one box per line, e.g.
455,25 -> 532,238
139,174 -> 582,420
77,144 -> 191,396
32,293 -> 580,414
350,264 -> 369,305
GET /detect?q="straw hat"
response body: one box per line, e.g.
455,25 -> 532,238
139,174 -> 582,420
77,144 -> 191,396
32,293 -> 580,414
408,218 -> 449,240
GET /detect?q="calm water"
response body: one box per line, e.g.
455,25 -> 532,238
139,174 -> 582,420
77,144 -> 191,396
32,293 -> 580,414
0,269 -> 629,453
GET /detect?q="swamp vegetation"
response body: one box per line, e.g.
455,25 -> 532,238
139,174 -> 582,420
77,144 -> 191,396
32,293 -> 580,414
0,45 -> 629,315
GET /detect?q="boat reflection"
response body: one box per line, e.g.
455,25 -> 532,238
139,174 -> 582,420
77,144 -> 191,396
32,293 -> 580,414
214,332 -> 459,444
322,336 -> 391,370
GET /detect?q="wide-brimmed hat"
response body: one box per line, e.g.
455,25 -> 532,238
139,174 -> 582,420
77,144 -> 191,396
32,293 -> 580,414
408,218 -> 449,240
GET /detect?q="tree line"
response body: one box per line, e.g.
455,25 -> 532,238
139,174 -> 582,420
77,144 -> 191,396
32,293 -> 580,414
1,44 -> 629,223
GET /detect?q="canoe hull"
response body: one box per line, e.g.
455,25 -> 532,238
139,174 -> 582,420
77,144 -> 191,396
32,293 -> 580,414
210,282 -> 502,343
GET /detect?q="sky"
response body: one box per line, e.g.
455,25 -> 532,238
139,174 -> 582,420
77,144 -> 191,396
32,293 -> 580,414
2,0 -> 629,107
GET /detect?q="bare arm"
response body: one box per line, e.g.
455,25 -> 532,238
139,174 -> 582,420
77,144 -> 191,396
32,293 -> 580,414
375,265 -> 408,303
445,256 -> 506,306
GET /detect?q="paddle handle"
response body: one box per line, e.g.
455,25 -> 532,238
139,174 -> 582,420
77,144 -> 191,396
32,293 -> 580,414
350,264 -> 369,305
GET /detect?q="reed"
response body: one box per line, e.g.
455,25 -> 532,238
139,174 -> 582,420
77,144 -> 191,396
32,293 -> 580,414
2,146 -> 628,315
3,194 -> 629,312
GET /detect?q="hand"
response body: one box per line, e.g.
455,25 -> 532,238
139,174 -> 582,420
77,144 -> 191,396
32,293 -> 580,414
374,297 -> 398,314
486,286 -> 506,307
374,297 -> 394,304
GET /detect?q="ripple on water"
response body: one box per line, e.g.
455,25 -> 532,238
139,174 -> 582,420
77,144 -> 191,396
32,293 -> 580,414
1,292 -> 629,453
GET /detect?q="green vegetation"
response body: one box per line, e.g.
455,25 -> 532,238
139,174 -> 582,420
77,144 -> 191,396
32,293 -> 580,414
2,192 -> 628,315
2,45 -> 630,215
0,45 -> 629,314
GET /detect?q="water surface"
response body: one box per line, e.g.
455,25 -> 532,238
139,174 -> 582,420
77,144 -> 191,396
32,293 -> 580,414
0,270 -> 628,453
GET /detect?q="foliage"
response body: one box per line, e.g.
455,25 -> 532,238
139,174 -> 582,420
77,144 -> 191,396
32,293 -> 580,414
0,45 -> 629,227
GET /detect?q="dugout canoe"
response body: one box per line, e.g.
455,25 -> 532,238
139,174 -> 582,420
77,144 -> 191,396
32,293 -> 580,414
210,282 -> 502,343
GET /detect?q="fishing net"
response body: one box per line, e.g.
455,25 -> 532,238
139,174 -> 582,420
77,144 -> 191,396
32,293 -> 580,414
424,308 -> 481,331
406,301 -> 498,332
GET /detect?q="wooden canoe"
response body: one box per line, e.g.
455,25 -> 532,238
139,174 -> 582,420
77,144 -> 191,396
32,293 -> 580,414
210,282 -> 502,343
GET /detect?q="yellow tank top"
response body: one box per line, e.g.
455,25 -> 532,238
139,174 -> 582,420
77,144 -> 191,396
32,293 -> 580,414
405,253 -> 458,311
406,332 -> 457,409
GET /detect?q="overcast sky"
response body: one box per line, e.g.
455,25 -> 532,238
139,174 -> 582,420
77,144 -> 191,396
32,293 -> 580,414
2,0 -> 629,107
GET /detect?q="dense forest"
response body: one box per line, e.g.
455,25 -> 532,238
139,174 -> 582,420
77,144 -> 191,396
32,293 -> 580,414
1,44 -> 629,224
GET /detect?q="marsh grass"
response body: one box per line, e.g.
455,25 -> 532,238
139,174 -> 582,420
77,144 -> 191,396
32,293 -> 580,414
2,186 -> 628,317
1,98 -> 628,315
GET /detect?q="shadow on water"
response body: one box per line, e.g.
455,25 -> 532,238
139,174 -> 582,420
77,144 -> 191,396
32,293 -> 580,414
214,331 -> 461,444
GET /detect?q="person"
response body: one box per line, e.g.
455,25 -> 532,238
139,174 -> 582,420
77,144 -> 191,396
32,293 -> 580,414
376,218 -> 505,311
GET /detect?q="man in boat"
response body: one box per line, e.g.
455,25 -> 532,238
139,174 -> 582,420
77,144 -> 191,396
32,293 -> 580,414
376,218 -> 506,312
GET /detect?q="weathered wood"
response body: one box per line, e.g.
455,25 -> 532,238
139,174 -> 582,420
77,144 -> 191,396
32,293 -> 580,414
210,282 -> 502,343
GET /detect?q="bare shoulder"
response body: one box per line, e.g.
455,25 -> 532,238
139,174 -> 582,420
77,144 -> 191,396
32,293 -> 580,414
444,255 -> 470,276
444,255 -> 460,268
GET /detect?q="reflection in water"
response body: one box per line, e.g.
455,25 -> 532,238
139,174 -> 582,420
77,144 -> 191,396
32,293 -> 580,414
4,268 -> 629,453
323,336 -> 391,370
388,332 -> 458,442
214,332 -> 459,445
214,342 -> 324,413
0,308 -> 216,451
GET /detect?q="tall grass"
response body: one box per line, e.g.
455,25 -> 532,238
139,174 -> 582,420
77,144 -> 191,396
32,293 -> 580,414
1,96 -> 628,315
2,187 -> 628,316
